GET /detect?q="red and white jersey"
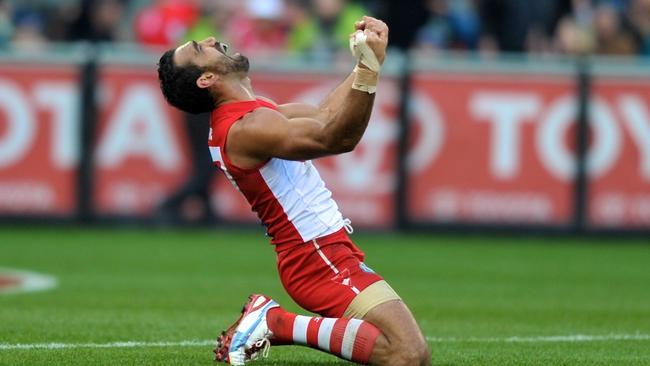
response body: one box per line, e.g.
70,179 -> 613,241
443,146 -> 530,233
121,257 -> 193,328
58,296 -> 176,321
208,99 -> 345,251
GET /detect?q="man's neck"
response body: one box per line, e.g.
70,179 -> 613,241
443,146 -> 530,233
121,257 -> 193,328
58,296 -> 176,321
215,74 -> 256,107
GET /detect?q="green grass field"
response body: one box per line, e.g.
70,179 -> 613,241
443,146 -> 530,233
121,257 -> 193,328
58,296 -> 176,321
1,227 -> 649,365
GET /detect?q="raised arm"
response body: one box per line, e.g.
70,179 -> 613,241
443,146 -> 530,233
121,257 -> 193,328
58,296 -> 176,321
226,16 -> 389,169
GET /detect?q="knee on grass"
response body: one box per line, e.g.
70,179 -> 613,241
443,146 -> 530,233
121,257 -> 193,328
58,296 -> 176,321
376,333 -> 430,366
391,340 -> 430,366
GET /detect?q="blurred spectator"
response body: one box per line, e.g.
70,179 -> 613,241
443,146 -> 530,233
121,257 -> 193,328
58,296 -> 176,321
479,0 -> 565,54
0,0 -> 12,49
1,0 -> 649,58
11,7 -> 47,51
66,0 -> 126,42
226,0 -> 288,55
555,15 -> 594,54
555,0 -> 639,55
284,0 -> 313,47
183,0 -> 239,45
572,0 -> 595,27
628,0 -> 650,54
415,0 -> 480,52
381,0 -> 429,50
608,0 -> 633,11
554,0 -> 594,54
134,0 -> 199,47
592,1 -> 637,55
287,0 -> 367,56
43,2 -> 80,42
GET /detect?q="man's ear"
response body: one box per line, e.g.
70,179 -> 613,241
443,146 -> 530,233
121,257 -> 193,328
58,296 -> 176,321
197,72 -> 218,89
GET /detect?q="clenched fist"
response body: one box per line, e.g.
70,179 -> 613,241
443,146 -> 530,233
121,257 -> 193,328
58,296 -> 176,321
352,16 -> 389,67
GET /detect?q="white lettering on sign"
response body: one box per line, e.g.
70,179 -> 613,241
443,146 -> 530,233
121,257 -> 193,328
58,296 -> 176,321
407,92 -> 445,173
537,95 -> 621,181
593,192 -> 650,225
0,77 -> 183,173
106,180 -> 166,213
96,84 -> 180,171
470,92 -> 540,179
34,83 -> 80,168
618,95 -> 650,181
428,188 -> 553,223
0,181 -> 54,211
0,81 -> 35,168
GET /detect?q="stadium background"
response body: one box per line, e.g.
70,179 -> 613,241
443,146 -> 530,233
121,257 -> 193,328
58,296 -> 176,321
1,0 -> 650,232
1,1 -> 650,365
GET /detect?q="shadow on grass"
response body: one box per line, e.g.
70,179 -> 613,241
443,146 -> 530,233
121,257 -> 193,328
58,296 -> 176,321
256,362 -> 352,365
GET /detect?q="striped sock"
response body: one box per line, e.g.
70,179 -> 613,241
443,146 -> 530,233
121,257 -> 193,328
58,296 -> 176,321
267,308 -> 380,364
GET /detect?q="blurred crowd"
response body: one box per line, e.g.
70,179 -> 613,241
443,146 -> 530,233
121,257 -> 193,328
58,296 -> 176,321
1,0 -> 650,57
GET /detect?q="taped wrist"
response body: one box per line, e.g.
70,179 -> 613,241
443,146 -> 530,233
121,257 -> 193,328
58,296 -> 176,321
349,30 -> 381,72
352,66 -> 378,94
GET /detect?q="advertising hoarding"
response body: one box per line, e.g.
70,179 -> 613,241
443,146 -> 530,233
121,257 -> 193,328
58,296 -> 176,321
407,73 -> 576,225
0,65 -> 79,216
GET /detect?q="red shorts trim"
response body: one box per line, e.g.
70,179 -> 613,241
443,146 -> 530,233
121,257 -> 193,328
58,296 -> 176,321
276,228 -> 384,318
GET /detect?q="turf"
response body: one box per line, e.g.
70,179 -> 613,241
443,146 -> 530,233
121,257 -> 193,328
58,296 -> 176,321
0,226 -> 649,365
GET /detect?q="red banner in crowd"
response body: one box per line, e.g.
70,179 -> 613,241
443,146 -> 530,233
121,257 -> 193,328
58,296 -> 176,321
0,65 -> 79,215
408,73 -> 576,225
210,72 -> 400,228
588,77 -> 650,228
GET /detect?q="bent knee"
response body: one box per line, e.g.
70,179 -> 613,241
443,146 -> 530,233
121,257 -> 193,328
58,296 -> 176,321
383,336 -> 430,366
363,300 -> 430,365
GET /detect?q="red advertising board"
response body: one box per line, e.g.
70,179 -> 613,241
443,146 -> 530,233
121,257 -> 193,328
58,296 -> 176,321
209,72 -> 400,228
3,61 -> 647,229
93,68 -> 399,227
0,64 -> 79,215
588,77 -> 650,228
96,68 -> 649,228
94,66 -> 190,215
407,73 -> 576,225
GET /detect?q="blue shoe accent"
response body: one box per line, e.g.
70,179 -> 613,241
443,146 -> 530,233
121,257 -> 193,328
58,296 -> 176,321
229,300 -> 278,352
359,262 -> 375,274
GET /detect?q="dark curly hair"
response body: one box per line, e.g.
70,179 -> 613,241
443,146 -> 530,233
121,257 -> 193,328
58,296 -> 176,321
157,49 -> 216,114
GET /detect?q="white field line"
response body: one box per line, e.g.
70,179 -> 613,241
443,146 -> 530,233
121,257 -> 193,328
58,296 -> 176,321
425,333 -> 650,343
0,340 -> 214,350
1,334 -> 649,351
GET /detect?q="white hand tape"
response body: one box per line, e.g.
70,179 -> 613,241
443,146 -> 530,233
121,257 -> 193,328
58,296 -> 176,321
352,65 -> 377,94
349,30 -> 381,72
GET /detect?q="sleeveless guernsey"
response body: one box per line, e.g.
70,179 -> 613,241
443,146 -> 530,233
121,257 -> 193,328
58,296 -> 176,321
207,99 -> 346,251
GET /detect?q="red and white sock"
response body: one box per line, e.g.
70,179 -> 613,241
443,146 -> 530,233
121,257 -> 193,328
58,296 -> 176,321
267,308 -> 380,364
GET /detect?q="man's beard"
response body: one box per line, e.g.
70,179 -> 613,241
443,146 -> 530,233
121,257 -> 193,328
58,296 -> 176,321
221,54 -> 250,74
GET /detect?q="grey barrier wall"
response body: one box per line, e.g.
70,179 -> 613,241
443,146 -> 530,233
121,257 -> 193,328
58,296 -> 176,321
0,44 -> 648,234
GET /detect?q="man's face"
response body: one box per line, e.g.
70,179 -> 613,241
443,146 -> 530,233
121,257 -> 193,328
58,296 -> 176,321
173,37 -> 249,75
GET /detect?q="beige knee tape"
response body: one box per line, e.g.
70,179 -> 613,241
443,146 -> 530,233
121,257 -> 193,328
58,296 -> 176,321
343,280 -> 402,319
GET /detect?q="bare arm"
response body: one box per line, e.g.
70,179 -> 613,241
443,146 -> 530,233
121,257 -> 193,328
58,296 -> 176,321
227,16 -> 389,168
276,72 -> 355,121
275,17 -> 374,121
